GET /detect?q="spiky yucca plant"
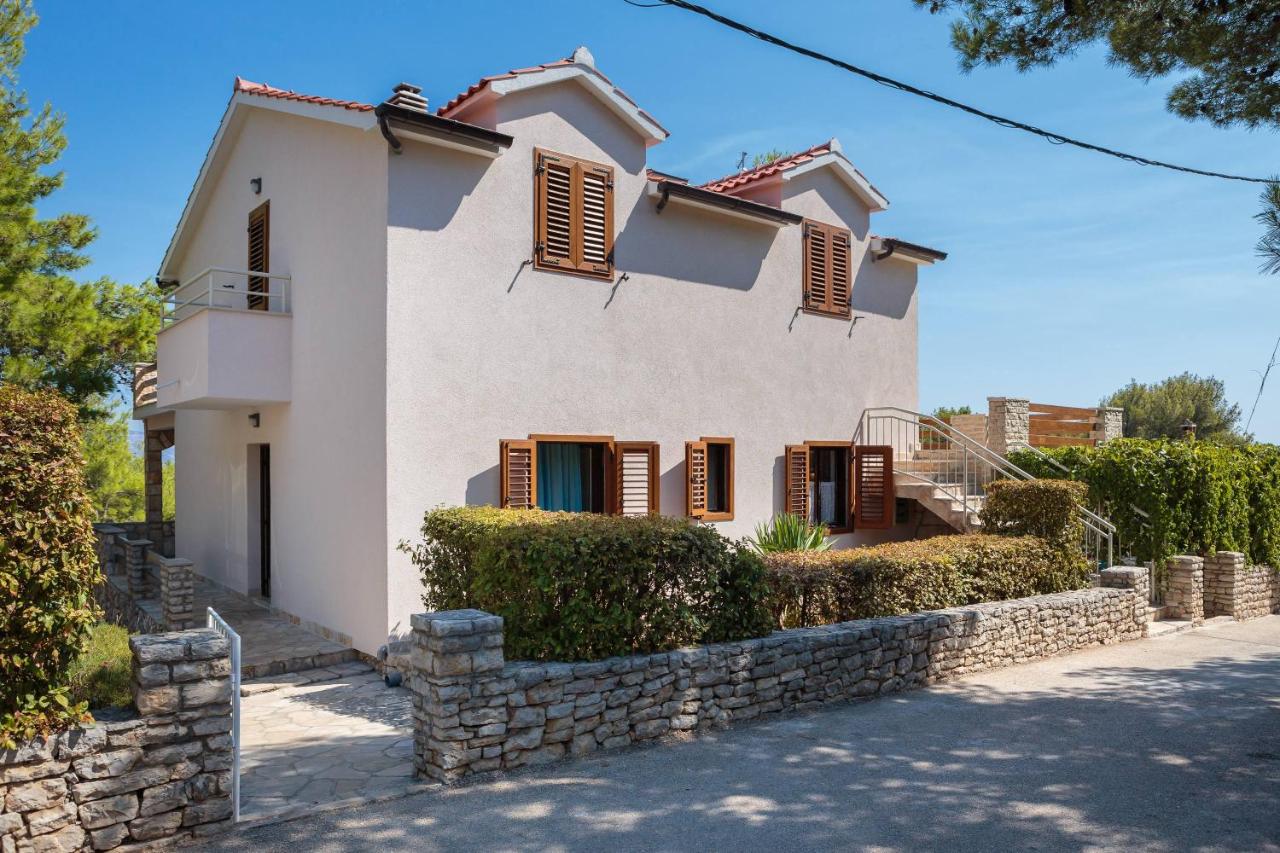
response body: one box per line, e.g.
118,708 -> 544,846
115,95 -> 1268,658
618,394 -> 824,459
750,513 -> 832,553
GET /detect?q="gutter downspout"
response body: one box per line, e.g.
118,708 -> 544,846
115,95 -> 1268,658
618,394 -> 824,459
376,110 -> 403,155
873,240 -> 895,262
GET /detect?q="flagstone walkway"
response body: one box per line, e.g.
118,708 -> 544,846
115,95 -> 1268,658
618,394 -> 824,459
239,667 -> 418,822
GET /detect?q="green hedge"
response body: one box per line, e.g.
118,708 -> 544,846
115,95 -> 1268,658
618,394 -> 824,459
1009,439 -> 1280,566
980,479 -> 1087,553
1,385 -> 101,747
402,508 -> 774,661
763,534 -> 1091,629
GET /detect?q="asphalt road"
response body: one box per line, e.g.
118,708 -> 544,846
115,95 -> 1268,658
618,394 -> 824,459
206,616 -> 1280,852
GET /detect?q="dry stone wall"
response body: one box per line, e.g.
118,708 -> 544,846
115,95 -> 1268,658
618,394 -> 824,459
1,630 -> 234,852
1203,552 -> 1280,620
411,570 -> 1148,783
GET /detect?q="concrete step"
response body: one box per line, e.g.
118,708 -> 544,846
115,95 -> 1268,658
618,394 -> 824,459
1145,619 -> 1195,638
240,660 -> 374,697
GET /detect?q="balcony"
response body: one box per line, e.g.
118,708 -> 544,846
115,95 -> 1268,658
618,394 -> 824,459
152,268 -> 292,410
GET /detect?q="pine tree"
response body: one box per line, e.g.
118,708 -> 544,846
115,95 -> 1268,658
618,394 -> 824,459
0,0 -> 158,414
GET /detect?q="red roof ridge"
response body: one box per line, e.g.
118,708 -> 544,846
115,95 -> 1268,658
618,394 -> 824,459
700,140 -> 837,193
233,77 -> 375,112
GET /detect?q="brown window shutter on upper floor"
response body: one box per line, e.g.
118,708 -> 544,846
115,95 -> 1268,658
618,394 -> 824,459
616,441 -> 659,516
784,445 -> 810,520
247,201 -> 269,311
802,220 -> 852,318
500,439 -> 537,509
854,445 -> 894,529
534,149 -> 614,280
685,440 -> 708,518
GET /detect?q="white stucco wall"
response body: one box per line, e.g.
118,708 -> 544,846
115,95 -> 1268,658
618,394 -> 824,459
165,106 -> 390,653
383,81 -> 926,640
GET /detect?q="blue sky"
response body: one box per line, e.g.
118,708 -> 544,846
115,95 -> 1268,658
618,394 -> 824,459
23,1 -> 1279,441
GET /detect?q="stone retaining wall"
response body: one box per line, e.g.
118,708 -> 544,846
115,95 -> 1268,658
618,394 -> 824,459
1165,556 -> 1204,624
410,569 -> 1148,783
1203,552 -> 1280,620
0,630 -> 234,851
94,579 -> 163,636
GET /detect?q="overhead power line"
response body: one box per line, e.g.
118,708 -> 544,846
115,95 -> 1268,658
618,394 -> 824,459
629,0 -> 1273,185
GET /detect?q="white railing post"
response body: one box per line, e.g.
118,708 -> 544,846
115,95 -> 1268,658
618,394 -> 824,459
206,607 -> 241,822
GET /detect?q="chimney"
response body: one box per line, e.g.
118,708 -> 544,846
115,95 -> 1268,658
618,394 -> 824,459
386,82 -> 428,113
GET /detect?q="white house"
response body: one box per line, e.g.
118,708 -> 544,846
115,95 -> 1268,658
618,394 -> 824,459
133,47 -> 948,655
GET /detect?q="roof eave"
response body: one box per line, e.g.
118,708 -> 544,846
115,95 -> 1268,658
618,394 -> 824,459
647,180 -> 803,227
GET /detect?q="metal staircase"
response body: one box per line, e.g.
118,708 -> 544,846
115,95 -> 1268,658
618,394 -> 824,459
855,407 -> 1115,567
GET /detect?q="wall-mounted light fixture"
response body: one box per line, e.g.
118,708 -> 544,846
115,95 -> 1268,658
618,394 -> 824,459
249,413 -> 260,428
250,177 -> 262,195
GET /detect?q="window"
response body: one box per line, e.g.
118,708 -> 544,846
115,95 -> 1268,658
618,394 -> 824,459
783,442 -> 895,533
534,149 -> 614,280
802,219 -> 851,317
685,437 -> 734,521
247,201 -> 270,310
499,435 -> 658,516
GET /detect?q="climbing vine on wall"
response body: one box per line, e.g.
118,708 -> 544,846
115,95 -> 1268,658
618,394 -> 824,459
1009,439 -> 1280,568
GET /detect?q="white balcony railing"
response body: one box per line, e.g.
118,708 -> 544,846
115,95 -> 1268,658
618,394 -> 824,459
162,267 -> 292,327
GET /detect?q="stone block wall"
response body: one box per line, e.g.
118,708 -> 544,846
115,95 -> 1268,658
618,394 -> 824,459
1203,552 -> 1280,620
119,538 -> 152,601
986,397 -> 1029,456
411,577 -> 1147,783
1165,556 -> 1204,624
147,554 -> 195,631
0,630 -> 235,851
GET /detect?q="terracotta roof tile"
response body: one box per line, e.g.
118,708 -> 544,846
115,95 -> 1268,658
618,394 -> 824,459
700,141 -> 835,193
438,55 -> 667,136
234,77 -> 374,112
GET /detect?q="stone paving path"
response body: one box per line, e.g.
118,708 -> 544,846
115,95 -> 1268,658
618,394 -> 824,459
239,668 -> 417,821
195,577 -> 357,679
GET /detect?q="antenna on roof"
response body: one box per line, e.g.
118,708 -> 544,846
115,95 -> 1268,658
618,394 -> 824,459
736,151 -> 747,172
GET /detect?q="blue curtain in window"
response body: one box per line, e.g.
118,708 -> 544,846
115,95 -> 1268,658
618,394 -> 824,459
538,443 -> 585,512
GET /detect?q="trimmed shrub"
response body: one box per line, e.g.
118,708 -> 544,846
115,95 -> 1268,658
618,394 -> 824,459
1009,439 -> 1280,566
763,533 -> 1091,628
980,479 -> 1087,552
1,385 -> 101,747
402,507 -> 773,660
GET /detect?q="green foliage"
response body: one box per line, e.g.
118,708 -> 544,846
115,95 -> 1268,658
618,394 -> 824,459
1258,181 -> 1280,276
750,513 -> 831,553
1008,439 -> 1280,567
764,533 -> 1089,629
980,479 -> 1087,553
750,149 -> 786,167
0,2 -> 159,413
0,384 -> 101,747
930,405 -> 973,419
916,0 -> 1280,129
82,400 -> 144,521
66,623 -> 131,711
1103,373 -> 1245,443
402,507 -> 774,660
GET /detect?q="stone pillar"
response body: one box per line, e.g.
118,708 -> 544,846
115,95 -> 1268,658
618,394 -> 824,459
121,536 -> 154,598
409,609 -> 506,783
1098,407 -> 1124,443
987,397 -> 1029,456
1100,565 -> 1150,632
1165,556 -> 1204,624
144,429 -> 168,549
150,553 -> 196,630
95,524 -> 125,576
1203,551 -> 1244,618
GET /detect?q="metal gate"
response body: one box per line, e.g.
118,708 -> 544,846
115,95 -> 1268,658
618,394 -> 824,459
206,607 -> 241,822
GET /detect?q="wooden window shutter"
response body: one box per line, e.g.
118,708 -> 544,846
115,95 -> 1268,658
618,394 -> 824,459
685,440 -> 708,518
534,149 -> 614,280
247,201 -> 270,311
854,445 -> 894,529
802,220 -> 852,317
784,445 -> 810,519
500,439 -> 537,509
615,442 -> 659,516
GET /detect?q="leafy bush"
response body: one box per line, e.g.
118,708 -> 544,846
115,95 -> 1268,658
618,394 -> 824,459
750,513 -> 831,553
1009,439 -> 1280,566
980,479 -> 1087,552
403,507 -> 773,660
67,623 -> 131,711
1,385 -> 101,747
763,533 -> 1091,628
